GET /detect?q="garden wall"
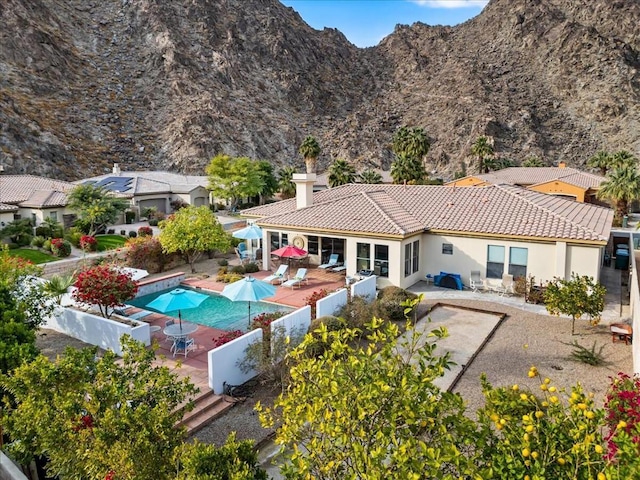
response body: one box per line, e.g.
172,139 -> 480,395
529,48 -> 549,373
208,329 -> 263,395
44,308 -> 150,356
316,288 -> 348,318
270,306 -> 311,360
136,272 -> 185,297
351,275 -> 376,301
41,250 -> 128,278
0,452 -> 28,480
631,251 -> 640,375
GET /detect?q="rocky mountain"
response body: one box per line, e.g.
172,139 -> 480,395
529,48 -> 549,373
0,0 -> 638,180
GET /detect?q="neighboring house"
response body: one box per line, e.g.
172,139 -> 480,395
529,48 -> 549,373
242,174 -> 613,289
446,164 -> 605,203
0,175 -> 76,228
79,164 -> 210,219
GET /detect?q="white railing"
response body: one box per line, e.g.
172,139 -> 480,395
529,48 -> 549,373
316,288 -> 348,318
351,275 -> 376,301
208,329 -> 263,395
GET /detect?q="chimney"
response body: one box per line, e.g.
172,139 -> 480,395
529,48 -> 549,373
113,163 -> 121,175
292,173 -> 316,209
558,161 -> 566,168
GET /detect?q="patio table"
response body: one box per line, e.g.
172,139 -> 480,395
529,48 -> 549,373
163,322 -> 198,339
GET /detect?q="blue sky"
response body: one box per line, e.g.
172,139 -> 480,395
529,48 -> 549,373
280,0 -> 489,47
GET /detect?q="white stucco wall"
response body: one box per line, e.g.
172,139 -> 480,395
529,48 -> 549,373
566,244 -> 602,280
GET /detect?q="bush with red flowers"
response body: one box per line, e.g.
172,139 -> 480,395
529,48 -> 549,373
125,236 -> 169,273
250,311 -> 286,345
137,226 -> 153,237
604,372 -> 640,461
72,265 -> 138,318
79,235 -> 97,252
50,238 -> 72,257
212,330 -> 244,348
304,289 -> 329,319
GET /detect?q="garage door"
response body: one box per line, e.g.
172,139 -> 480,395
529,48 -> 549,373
139,199 -> 167,213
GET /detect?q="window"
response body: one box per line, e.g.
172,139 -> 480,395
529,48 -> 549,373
404,240 -> 420,277
374,244 -> 389,278
49,211 -> 58,222
307,236 -> 319,255
357,243 -> 370,271
509,247 -> 528,279
486,245 -> 505,279
321,238 -> 345,264
270,232 -> 289,250
442,243 -> 453,255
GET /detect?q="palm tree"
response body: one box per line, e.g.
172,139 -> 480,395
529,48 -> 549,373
327,159 -> 357,188
299,136 -> 321,173
391,154 -> 425,185
587,151 -> 611,176
521,156 -> 545,167
392,126 -> 430,160
278,166 -> 296,199
471,136 -> 495,174
611,150 -> 638,170
44,272 -> 76,305
358,168 -> 383,184
597,165 -> 640,223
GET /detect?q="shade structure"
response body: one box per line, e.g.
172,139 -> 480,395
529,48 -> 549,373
145,288 -> 208,329
232,224 -> 263,240
221,276 -> 276,325
271,245 -> 307,258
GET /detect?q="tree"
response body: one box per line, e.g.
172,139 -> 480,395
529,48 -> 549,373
610,150 -> 638,170
0,245 -> 41,289
544,273 -> 606,335
1,339 -> 200,480
327,158 -> 356,187
522,156 -> 545,167
392,126 -> 430,160
44,272 -> 76,305
0,285 -> 38,374
299,136 -> 321,173
72,264 -> 138,318
256,160 -> 279,204
158,205 -> 231,273
258,310 -> 475,479
278,166 -> 297,199
597,165 -> 640,223
471,136 -> 495,174
357,168 -> 383,184
0,218 -> 34,246
67,183 -> 129,236
390,153 -> 426,184
587,150 -> 612,176
206,154 -> 265,212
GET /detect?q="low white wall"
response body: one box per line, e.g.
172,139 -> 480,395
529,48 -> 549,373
136,273 -> 185,297
631,252 -> 640,375
208,329 -> 263,395
44,308 -> 150,356
351,275 -> 376,301
316,289 -> 348,318
270,306 -> 311,360
0,451 -> 28,480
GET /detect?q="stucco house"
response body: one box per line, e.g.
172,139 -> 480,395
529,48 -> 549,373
446,164 -> 605,204
242,174 -> 613,289
79,164 -> 210,219
0,175 -> 76,229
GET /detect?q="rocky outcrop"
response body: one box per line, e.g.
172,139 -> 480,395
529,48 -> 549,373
0,0 -> 638,180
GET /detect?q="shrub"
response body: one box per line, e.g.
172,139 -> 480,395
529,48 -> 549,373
16,233 -> 33,247
373,286 -> 418,322
42,239 -> 52,252
212,330 -> 244,348
148,219 -> 159,227
120,229 -> 126,236
125,211 -> 136,224
564,340 -> 606,366
125,237 -> 167,273
250,311 -> 286,345
79,235 -> 97,252
336,295 -> 375,330
137,226 -> 153,237
128,230 -> 137,238
35,226 -> 51,238
50,238 -> 71,258
244,262 -> 259,273
31,236 -> 46,248
306,315 -> 347,358
304,289 -> 329,319
218,258 -> 229,267
64,227 -> 83,248
72,265 -> 138,318
231,265 -> 245,274
6,242 -> 19,250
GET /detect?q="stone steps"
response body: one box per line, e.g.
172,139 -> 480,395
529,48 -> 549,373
177,390 -> 235,435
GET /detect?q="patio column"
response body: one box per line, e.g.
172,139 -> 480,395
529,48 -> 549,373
555,241 -> 567,279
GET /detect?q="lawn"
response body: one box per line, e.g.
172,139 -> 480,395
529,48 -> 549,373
96,235 -> 127,251
8,248 -> 57,264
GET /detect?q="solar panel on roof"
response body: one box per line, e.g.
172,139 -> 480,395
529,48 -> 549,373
94,177 -> 133,192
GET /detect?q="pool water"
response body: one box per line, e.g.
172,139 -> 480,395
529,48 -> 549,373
127,287 -> 292,332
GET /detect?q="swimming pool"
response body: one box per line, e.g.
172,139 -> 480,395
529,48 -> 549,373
127,287 -> 292,332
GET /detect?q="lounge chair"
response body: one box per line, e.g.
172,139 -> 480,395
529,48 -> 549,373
470,270 -> 485,292
264,264 -> 289,284
281,268 -> 308,289
319,254 -> 341,269
332,264 -> 347,273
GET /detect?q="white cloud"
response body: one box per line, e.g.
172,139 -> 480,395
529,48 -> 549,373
412,0 -> 489,8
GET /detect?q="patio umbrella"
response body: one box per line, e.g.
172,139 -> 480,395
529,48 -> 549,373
232,224 -> 263,240
271,245 -> 307,258
221,276 -> 276,325
145,288 -> 208,330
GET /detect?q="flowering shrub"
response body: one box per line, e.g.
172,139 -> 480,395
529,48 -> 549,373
604,372 -> 640,461
212,330 -> 244,348
79,235 -> 97,252
250,311 -> 286,345
50,238 -> 72,257
125,237 -> 167,273
137,226 -> 153,237
304,289 -> 329,319
72,265 -> 138,318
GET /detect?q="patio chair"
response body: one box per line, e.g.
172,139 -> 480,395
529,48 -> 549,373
171,337 -> 196,358
470,270 -> 486,292
164,319 -> 177,343
264,264 -> 289,284
281,268 -> 308,289
319,253 -> 341,270
494,274 -> 514,296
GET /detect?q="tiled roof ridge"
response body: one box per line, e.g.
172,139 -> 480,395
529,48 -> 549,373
495,184 -> 604,239
360,191 -> 408,235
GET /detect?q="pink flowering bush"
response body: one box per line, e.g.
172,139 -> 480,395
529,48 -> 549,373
50,238 -> 72,257
72,265 -> 138,318
604,372 -> 640,462
79,235 -> 97,252
137,226 -> 153,237
212,330 -> 244,348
